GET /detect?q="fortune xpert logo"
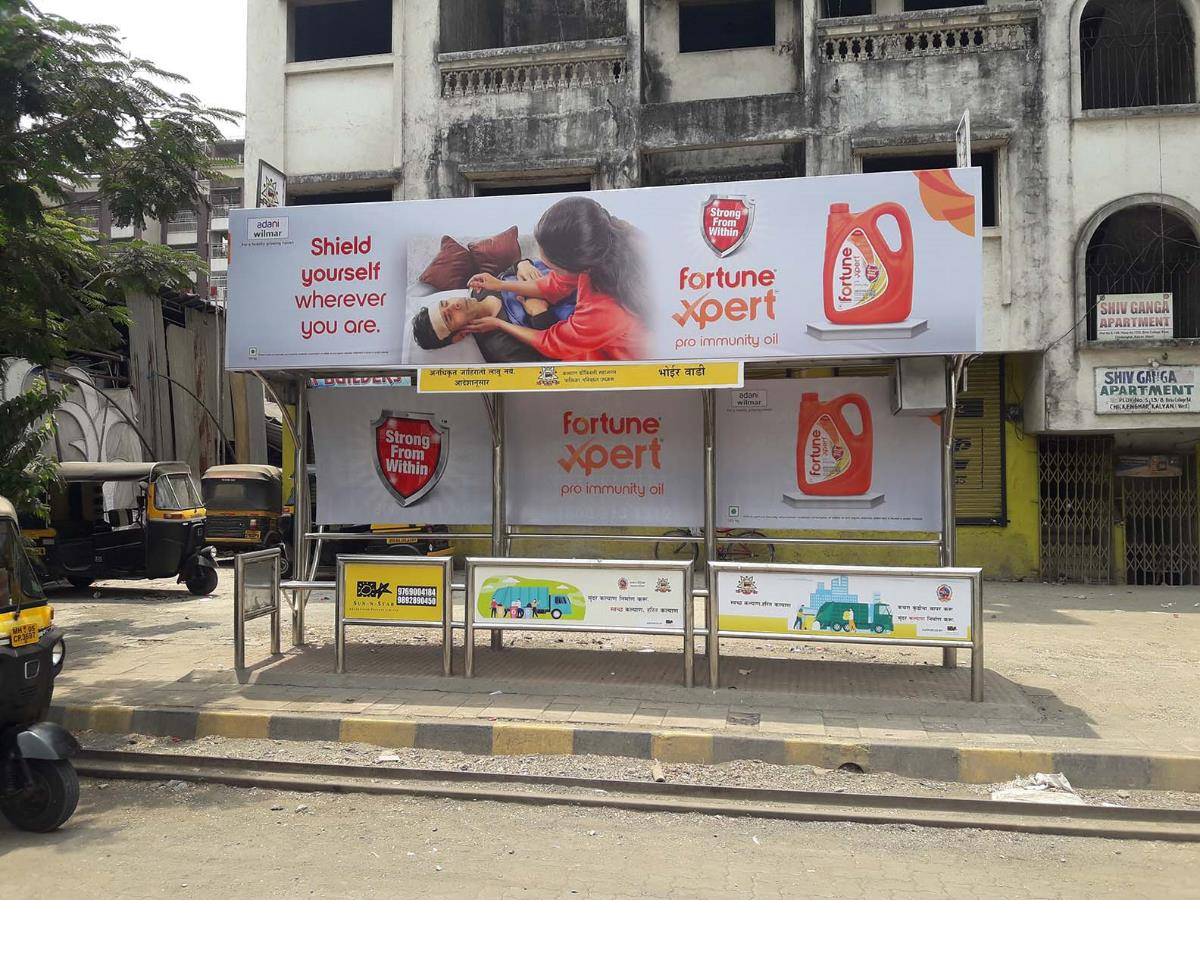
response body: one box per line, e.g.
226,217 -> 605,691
702,195 -> 754,258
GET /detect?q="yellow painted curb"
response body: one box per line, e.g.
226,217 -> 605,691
1151,755 -> 1200,793
652,731 -> 714,764
958,747 -> 1055,784
196,711 -> 271,740
339,717 -> 418,749
783,739 -> 870,770
85,704 -> 135,734
492,723 -> 574,756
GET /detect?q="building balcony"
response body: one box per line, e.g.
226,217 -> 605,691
438,36 -> 628,100
817,2 -> 1039,66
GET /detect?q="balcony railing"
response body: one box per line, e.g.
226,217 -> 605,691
210,201 -> 239,218
167,211 -> 198,233
818,2 -> 1038,65
439,37 -> 627,99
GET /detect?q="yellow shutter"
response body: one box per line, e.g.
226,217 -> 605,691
954,355 -> 1005,524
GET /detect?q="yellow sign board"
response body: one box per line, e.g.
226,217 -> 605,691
341,561 -> 445,623
417,361 -> 744,394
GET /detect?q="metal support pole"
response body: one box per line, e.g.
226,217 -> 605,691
940,357 -> 958,669
703,389 -> 720,688
233,554 -> 245,672
334,558 -> 346,674
442,557 -> 454,678
464,561 -> 477,679
292,377 -> 309,646
489,394 -> 505,652
683,563 -> 695,688
270,550 -> 281,656
971,572 -> 984,702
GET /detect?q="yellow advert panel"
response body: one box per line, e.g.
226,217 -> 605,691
418,361 -> 743,394
342,561 -> 445,623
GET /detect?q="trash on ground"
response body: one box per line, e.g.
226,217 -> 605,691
990,772 -> 1085,806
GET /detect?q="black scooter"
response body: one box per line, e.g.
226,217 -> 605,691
1,628 -> 80,832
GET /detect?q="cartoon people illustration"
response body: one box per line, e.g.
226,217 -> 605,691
843,607 -> 856,632
793,606 -> 805,630
490,597 -> 500,618
466,197 -> 650,361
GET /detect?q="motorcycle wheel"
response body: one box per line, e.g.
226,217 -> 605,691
1,759 -> 80,832
186,566 -> 219,596
66,576 -> 95,591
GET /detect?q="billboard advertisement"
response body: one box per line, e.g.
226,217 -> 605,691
472,562 -> 687,630
716,568 -> 974,642
715,378 -> 942,531
506,391 -> 703,527
341,560 -> 446,624
308,386 -> 492,525
226,170 -> 982,371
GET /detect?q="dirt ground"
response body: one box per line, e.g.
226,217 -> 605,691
3,777 -> 1197,899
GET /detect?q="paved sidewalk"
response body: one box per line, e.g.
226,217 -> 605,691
45,575 -> 1200,790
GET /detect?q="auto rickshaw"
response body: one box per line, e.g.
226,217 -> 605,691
201,464 -> 285,564
22,461 -> 219,596
1,495 -> 80,832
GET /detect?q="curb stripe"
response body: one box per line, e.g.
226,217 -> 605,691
50,702 -> 1200,794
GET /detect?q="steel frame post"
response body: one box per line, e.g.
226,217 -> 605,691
292,376 -> 309,646
703,389 -> 719,689
334,556 -> 346,674
941,357 -> 958,669
464,560 -> 477,679
270,549 -> 281,656
490,394 -> 506,652
441,557 -> 454,677
233,553 -> 246,671
971,571 -> 984,702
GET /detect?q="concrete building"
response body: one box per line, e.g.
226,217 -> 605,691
243,0 -> 1200,584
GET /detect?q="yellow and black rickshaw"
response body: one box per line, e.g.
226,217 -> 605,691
23,461 -> 218,595
1,496 -> 80,832
201,464 -> 285,558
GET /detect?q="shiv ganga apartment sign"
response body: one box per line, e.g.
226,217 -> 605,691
1095,366 -> 1200,414
1095,293 -> 1173,341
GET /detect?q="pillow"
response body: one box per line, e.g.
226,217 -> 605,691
419,235 -> 475,290
468,225 -> 521,277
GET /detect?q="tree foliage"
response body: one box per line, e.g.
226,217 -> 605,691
0,0 -> 239,513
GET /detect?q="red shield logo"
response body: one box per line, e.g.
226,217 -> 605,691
373,411 -> 449,507
701,195 -> 754,258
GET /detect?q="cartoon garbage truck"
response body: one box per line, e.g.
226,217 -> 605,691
813,600 -> 893,634
491,583 -> 575,619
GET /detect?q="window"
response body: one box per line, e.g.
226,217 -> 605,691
473,180 -> 593,197
288,187 -> 394,206
862,150 -> 998,228
0,521 -> 46,614
154,472 -> 203,511
903,0 -> 984,11
1084,204 -> 1200,340
1080,0 -> 1196,110
292,0 -> 391,63
822,0 -> 872,16
679,1 -> 775,53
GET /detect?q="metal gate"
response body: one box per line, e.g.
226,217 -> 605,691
1039,436 -> 1114,583
1118,454 -> 1200,586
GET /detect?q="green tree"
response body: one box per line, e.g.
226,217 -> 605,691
0,0 -> 239,516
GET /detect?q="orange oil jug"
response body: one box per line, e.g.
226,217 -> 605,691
823,202 -> 914,324
796,392 -> 873,496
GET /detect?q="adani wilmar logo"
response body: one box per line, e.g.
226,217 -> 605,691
373,410 -> 449,506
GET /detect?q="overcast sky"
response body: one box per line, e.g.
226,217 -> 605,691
38,0 -> 247,136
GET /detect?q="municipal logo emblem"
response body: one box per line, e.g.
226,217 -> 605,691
373,410 -> 449,507
701,195 -> 754,258
936,584 -> 953,602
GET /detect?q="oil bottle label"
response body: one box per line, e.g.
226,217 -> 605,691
805,413 -> 851,483
832,228 -> 888,311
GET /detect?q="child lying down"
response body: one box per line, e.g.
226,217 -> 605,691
410,259 -> 575,364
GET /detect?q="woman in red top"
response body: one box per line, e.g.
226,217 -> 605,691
466,197 -> 650,361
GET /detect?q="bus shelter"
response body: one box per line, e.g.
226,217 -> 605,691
226,167 -> 986,699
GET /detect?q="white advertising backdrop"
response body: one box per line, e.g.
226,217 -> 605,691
505,391 -> 703,527
715,378 -> 943,531
226,169 -> 982,371
308,386 -> 492,525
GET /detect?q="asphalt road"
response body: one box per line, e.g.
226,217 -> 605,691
3,779 -> 1198,899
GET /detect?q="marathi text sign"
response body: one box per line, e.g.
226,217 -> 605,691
472,562 -> 687,631
417,361 -> 743,393
1095,366 -> 1200,415
226,169 -> 982,371
341,560 -> 446,624
717,567 -> 975,642
1096,294 -> 1173,342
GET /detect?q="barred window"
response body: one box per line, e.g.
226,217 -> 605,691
1084,205 -> 1200,340
1080,0 -> 1196,110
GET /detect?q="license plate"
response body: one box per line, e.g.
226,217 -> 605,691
246,530 -> 262,540
10,621 -> 38,648
26,546 -> 45,556
387,537 -> 418,545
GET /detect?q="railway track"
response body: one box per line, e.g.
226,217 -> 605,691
75,749 -> 1200,843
